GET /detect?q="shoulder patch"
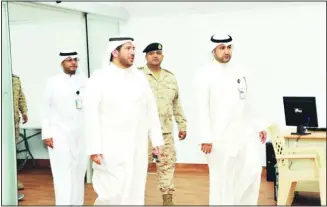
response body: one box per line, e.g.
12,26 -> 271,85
12,74 -> 19,78
162,68 -> 174,76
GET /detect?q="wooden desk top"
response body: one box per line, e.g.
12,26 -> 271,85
284,131 -> 326,139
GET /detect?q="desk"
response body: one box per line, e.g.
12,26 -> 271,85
283,130 -> 326,193
284,131 -> 326,146
17,123 -> 41,170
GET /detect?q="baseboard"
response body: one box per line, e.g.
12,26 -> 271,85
18,159 -> 210,173
148,163 -> 209,173
18,159 -> 51,170
18,159 -> 266,174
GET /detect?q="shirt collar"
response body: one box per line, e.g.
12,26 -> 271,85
143,64 -> 153,75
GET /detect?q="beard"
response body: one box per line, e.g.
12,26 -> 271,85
118,55 -> 133,68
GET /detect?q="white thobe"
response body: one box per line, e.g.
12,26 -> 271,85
83,63 -> 164,205
194,60 -> 268,205
41,70 -> 88,205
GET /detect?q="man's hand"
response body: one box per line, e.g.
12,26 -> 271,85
201,143 -> 212,154
178,131 -> 187,140
152,147 -> 159,156
259,130 -> 267,143
22,113 -> 28,124
152,145 -> 164,155
43,138 -> 54,148
91,154 -> 103,165
151,146 -> 161,163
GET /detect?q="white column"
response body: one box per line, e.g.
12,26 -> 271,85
1,2 -> 18,205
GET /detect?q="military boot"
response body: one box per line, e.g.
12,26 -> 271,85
163,194 -> 174,205
18,180 -> 24,190
18,193 -> 24,201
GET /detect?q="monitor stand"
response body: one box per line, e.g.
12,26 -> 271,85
291,125 -> 311,135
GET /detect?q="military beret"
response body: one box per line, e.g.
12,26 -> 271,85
143,42 -> 163,53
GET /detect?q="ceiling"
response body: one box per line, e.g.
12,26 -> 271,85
98,2 -> 313,18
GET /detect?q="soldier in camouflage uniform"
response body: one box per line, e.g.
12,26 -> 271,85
12,74 -> 28,191
138,43 -> 187,205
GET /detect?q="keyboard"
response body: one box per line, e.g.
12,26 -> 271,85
306,127 -> 326,132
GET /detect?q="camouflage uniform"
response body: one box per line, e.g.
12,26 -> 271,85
12,74 -> 28,140
12,74 -> 28,190
138,65 -> 187,196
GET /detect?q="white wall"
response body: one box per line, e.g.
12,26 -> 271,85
9,2 -> 88,159
86,14 -> 119,75
120,2 -> 326,165
8,2 -> 121,159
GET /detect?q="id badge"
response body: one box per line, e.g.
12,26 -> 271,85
75,99 -> 83,109
238,88 -> 246,100
237,77 -> 247,100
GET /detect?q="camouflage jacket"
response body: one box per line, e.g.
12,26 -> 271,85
138,65 -> 187,133
12,74 -> 28,122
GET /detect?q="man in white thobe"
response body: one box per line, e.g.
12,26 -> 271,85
41,51 -> 88,205
194,33 -> 269,205
83,36 -> 164,205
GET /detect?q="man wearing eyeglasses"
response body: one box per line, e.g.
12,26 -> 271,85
41,51 -> 88,205
138,43 -> 187,205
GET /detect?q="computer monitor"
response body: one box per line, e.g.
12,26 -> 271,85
283,96 -> 318,135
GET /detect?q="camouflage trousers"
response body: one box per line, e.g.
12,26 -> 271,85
148,133 -> 176,195
15,117 -> 24,188
14,117 -> 20,141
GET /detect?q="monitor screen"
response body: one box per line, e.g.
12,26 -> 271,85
283,96 -> 318,128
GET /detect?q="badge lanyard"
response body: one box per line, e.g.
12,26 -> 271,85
237,77 -> 247,100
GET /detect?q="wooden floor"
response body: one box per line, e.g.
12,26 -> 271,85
17,168 -> 321,206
